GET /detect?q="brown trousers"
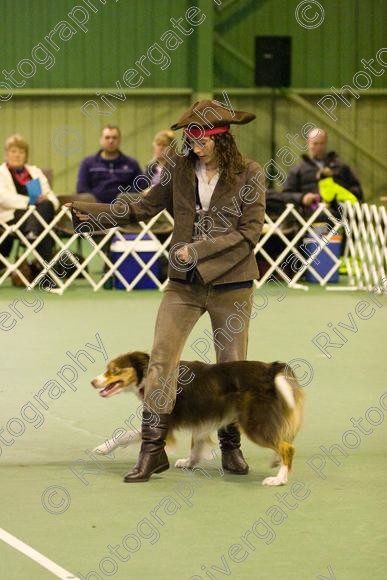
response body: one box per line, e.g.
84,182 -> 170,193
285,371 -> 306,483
144,280 -> 253,414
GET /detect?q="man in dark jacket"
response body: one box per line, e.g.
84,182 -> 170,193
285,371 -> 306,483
282,128 -> 364,211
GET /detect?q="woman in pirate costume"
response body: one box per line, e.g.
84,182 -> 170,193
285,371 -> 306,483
70,100 -> 266,483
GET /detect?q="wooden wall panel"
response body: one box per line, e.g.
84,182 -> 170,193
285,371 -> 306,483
1,1 -> 386,91
0,0 -> 193,89
0,91 -> 385,202
214,0 -> 387,89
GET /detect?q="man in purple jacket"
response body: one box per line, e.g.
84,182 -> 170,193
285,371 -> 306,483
76,125 -> 143,204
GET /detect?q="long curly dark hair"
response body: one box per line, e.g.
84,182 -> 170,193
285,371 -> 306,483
180,132 -> 246,184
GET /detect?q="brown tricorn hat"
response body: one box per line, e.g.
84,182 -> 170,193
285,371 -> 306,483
170,100 -> 256,132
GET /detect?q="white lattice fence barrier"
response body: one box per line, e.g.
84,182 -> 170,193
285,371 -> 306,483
344,202 -> 387,292
0,206 -> 173,294
0,203 -> 385,293
253,203 -> 346,290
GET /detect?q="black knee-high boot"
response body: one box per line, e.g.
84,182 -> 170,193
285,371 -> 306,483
218,423 -> 249,475
124,411 -> 170,483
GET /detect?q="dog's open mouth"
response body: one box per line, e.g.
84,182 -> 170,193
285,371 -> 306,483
99,381 -> 124,398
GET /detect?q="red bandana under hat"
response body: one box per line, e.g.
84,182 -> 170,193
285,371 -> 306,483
184,125 -> 230,139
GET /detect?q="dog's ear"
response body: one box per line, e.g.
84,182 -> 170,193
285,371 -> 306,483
128,352 -> 150,383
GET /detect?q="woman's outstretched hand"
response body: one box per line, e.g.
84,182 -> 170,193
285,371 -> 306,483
64,202 -> 90,221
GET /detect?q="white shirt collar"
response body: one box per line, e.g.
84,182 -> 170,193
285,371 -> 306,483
195,160 -> 219,211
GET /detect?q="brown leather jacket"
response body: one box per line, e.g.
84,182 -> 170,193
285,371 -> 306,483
71,157 -> 266,285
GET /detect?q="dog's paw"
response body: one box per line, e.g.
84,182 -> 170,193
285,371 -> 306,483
93,443 -> 114,455
262,475 -> 287,487
175,457 -> 193,469
201,448 -> 216,461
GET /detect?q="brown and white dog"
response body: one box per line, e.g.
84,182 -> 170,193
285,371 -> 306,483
91,352 -> 304,486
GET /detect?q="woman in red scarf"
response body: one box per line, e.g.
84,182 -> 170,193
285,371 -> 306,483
69,100 -> 266,483
0,134 -> 59,268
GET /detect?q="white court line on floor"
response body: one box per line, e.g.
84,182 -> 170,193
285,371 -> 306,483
0,528 -> 79,579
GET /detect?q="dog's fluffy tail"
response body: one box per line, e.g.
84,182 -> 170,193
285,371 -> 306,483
274,374 -> 295,409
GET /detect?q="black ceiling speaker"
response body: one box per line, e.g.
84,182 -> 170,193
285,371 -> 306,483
255,36 -> 292,87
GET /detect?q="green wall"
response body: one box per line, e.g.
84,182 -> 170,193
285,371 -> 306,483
0,0 -> 386,202
214,0 -> 387,89
0,0 -> 195,90
1,0 -> 386,90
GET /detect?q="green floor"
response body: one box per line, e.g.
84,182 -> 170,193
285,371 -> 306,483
0,283 -> 386,580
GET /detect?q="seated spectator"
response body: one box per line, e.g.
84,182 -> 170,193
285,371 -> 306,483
0,134 -> 59,265
76,125 -> 143,204
276,129 -> 363,279
282,127 -> 364,214
144,129 -> 176,186
118,129 -> 176,230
